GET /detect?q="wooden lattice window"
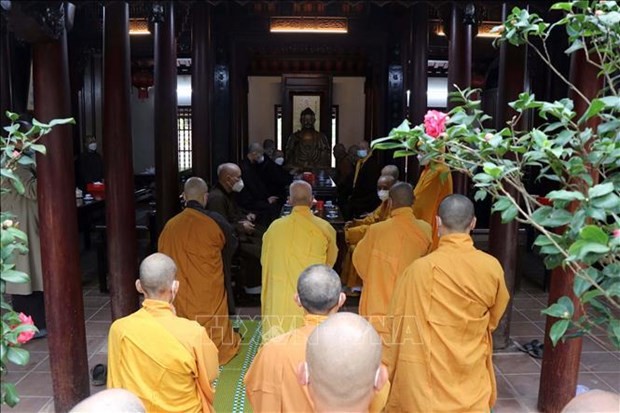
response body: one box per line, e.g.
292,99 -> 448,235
177,106 -> 192,171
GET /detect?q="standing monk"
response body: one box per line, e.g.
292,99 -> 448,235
353,182 -> 431,346
412,152 -> 453,249
261,180 -> 338,341
158,177 -> 240,365
107,253 -> 220,413
384,194 -> 509,412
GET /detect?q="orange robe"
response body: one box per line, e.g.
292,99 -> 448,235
108,299 -> 220,413
412,161 -> 453,249
384,233 -> 510,412
342,200 -> 392,288
158,208 -> 240,365
261,206 -> 338,341
244,313 -> 390,413
352,207 -> 432,346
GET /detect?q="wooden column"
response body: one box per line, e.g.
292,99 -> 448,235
447,2 -> 472,195
153,2 -> 179,232
406,2 -> 428,184
103,1 -> 139,319
537,49 -> 601,413
33,29 -> 90,412
191,2 -> 213,183
489,1 -> 527,350
0,25 -> 11,126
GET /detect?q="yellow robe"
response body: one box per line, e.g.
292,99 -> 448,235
353,207 -> 432,346
342,200 -> 392,288
412,162 -> 453,250
245,313 -> 390,413
261,206 -> 338,341
158,208 -> 240,365
108,299 -> 220,413
383,233 -> 510,413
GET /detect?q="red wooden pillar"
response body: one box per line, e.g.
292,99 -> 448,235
537,50 -> 602,413
191,2 -> 214,183
103,0 -> 139,319
447,2 -> 473,195
0,25 -> 11,126
33,30 -> 90,412
489,1 -> 527,349
153,1 -> 179,232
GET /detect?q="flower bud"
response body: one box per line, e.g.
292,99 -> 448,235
613,228 -> 620,239
2,219 -> 14,229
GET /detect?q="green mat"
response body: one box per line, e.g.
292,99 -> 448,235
213,319 -> 261,413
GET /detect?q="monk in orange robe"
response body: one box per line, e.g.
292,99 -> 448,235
108,253 -> 220,413
412,155 -> 453,249
353,182 -> 432,347
342,174 -> 397,291
158,177 -> 240,365
384,194 -> 510,412
301,312 -> 390,413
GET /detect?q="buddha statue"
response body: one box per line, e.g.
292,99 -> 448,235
285,108 -> 331,169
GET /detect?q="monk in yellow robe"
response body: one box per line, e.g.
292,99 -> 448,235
353,182 -> 432,347
413,156 -> 453,249
108,253 -> 220,413
301,312 -> 390,413
384,194 -> 510,412
342,174 -> 397,291
158,177 -> 240,365
261,180 -> 338,341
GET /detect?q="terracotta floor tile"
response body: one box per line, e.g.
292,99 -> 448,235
580,352 -> 620,373
495,354 -> 542,375
82,296 -> 110,308
496,374 -> 518,399
513,298 -> 546,311
511,310 -> 530,322
86,335 -> 107,355
518,397 -> 541,413
519,309 -> 547,322
84,321 -> 111,337
4,352 -> 48,373
581,336 -> 609,352
88,308 -> 112,322
504,374 -> 541,398
510,322 -> 544,337
22,338 -> 49,353
595,372 -> 620,392
4,396 -> 51,413
577,372 -> 614,392
14,372 -> 53,397
493,398 -> 528,413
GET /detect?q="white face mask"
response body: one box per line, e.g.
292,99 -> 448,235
88,143 -> 97,151
232,179 -> 245,192
357,149 -> 368,158
256,155 -> 265,164
377,190 -> 389,201
274,157 -> 284,166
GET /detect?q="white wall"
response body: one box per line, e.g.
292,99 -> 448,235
247,76 -> 366,151
131,86 -> 155,173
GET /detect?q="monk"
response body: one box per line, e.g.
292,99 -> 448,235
349,140 -> 382,218
158,177 -> 240,365
301,312 -> 389,413
353,182 -> 432,347
107,253 -> 220,413
70,389 -> 145,413
412,151 -> 453,249
245,264 -> 346,412
381,164 -> 400,181
261,180 -> 338,341
384,194 -> 510,412
342,174 -> 397,292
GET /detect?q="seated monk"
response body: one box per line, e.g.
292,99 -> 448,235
107,253 -> 220,413
261,181 -> 338,341
341,174 -> 397,292
300,312 -> 389,413
381,164 -> 400,181
353,182 -> 432,348
285,108 -> 331,169
158,177 -> 241,365
413,151 -> 453,250
70,389 -> 145,413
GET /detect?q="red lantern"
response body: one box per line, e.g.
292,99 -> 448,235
132,70 -> 154,99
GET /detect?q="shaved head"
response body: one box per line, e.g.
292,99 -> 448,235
70,389 -> 145,413
138,253 -> 176,296
381,164 -> 399,180
248,142 -> 263,154
347,145 -> 359,157
438,194 -> 475,232
297,265 -> 343,315
289,180 -> 313,206
306,313 -> 383,411
390,182 -> 414,209
217,163 -> 241,179
183,177 -> 208,203
377,175 -> 396,191
562,390 -> 620,413
358,140 -> 370,151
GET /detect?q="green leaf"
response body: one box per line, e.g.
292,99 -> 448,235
588,182 -> 614,198
609,319 -> 620,350
579,225 -> 609,244
557,296 -> 575,317
568,240 -> 610,262
5,111 -> 19,121
501,204 -> 519,223
482,162 -> 503,179
573,276 -> 592,297
542,302 -> 570,318
550,2 -> 573,11
598,96 -> 620,110
2,381 -> 20,407
549,319 -> 570,346
0,269 -> 29,284
7,347 -> 30,366
565,39 -> 584,55
491,197 -> 512,213
578,98 -> 604,123
48,117 -> 75,127
590,193 -> 620,211
29,144 -> 46,155
581,289 -> 603,304
474,189 -> 487,202
546,190 -> 585,202
373,142 -> 404,150
1,168 -> 25,194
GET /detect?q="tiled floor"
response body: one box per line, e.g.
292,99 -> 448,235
5,283 -> 619,413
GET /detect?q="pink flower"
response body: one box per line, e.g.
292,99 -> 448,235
16,313 -> 36,344
613,228 -> 620,239
423,110 -> 449,138
484,133 -> 493,142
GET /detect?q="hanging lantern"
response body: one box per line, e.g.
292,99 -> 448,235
132,70 -> 154,99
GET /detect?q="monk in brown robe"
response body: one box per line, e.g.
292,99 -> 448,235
158,177 -> 241,365
285,108 -> 331,169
